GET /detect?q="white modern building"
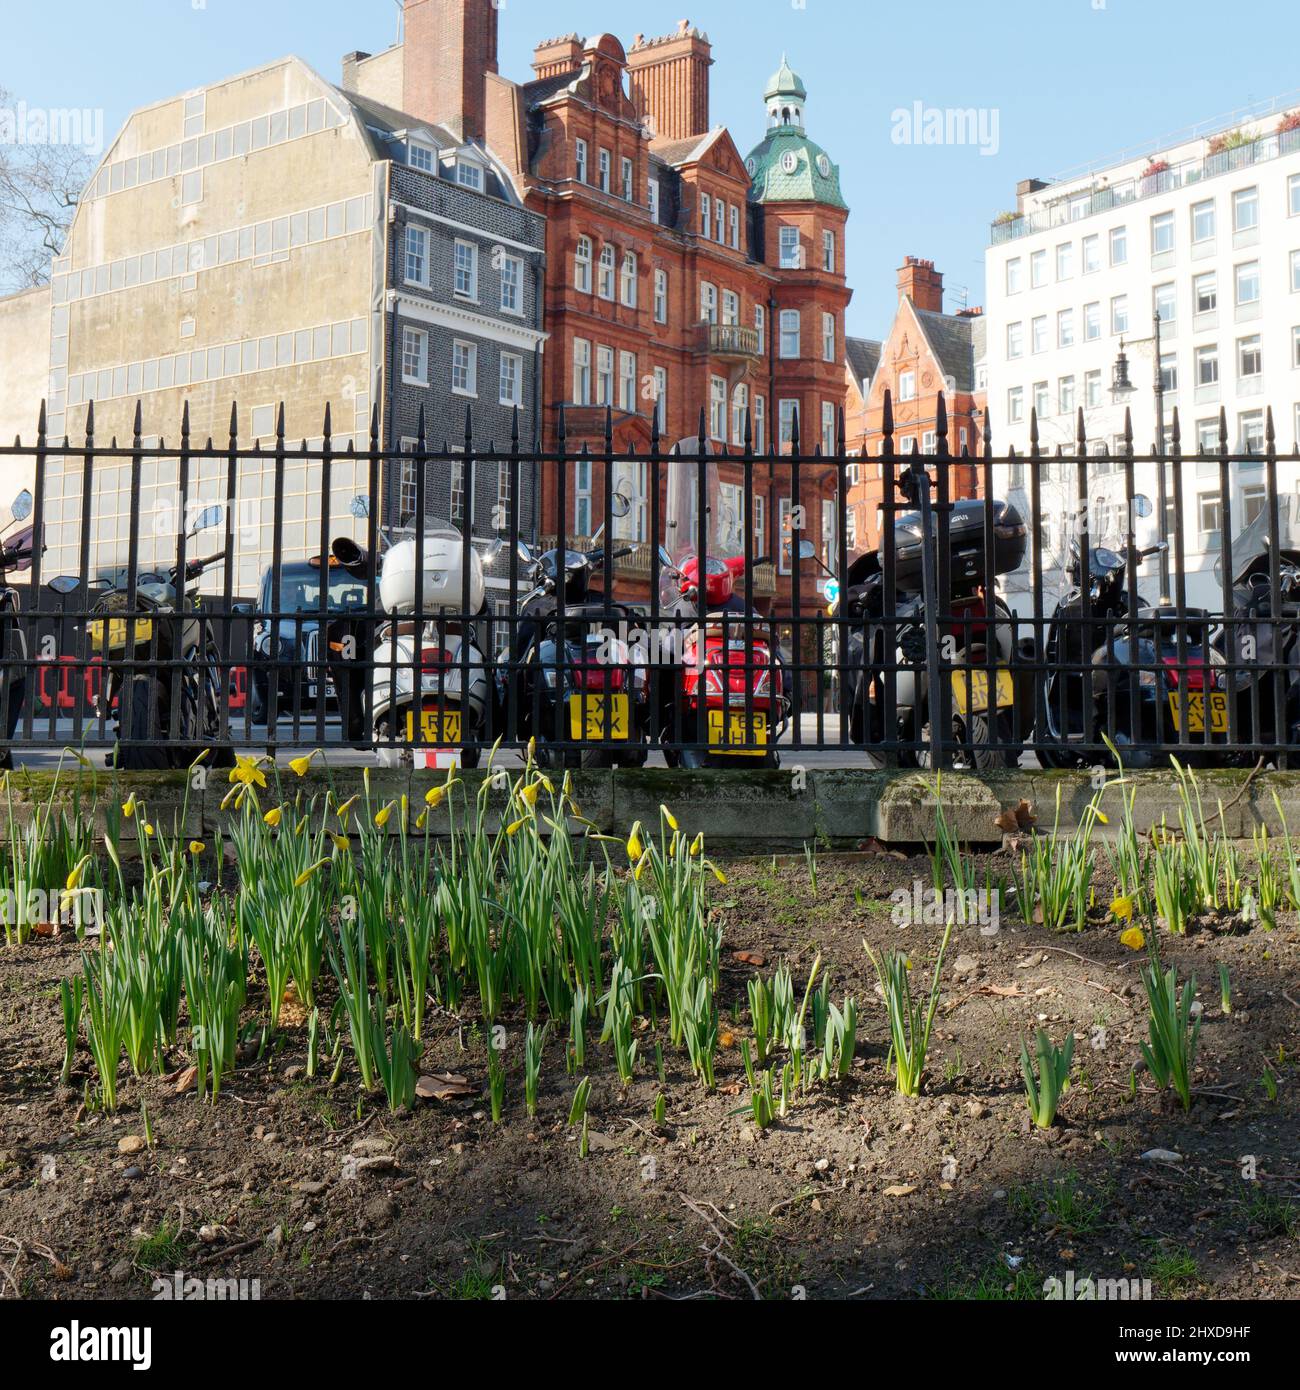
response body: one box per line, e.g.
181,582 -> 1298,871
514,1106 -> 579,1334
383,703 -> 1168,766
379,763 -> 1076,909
985,95 -> 1300,611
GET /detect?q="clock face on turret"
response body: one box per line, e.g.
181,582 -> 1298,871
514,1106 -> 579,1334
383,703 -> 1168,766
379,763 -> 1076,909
746,156 -> 757,176
781,150 -> 798,175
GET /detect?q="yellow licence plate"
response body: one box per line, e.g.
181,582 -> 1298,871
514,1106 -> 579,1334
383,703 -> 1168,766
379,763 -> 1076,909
407,709 -> 463,745
88,616 -> 153,651
706,708 -> 768,753
952,669 -> 1015,715
1169,690 -> 1229,735
568,694 -> 630,740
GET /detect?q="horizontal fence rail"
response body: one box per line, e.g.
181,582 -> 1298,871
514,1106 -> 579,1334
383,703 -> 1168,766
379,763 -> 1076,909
0,393 -> 1298,772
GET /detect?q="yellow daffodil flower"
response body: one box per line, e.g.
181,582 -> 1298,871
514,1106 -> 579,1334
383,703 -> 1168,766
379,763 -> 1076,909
627,822 -> 644,862
335,795 -> 359,821
1110,895 -> 1135,921
65,855 -> 91,892
289,750 -> 320,777
189,840 -> 206,855
661,805 -> 678,832
122,794 -> 137,819
1120,926 -> 1146,951
506,817 -> 527,837
374,801 -> 396,828
229,755 -> 267,789
425,785 -> 446,809
690,832 -> 704,857
263,807 -> 283,828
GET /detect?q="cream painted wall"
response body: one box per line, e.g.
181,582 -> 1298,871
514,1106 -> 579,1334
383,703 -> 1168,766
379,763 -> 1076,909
0,285 -> 50,496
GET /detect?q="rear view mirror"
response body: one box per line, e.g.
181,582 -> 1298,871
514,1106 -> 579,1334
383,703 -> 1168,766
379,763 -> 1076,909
10,490 -> 32,523
350,494 -> 370,520
48,575 -> 80,594
191,504 -> 222,535
797,539 -> 816,561
611,490 -> 632,520
1133,494 -> 1153,518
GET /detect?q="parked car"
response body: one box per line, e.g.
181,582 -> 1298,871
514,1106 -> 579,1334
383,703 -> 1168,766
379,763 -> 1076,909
249,557 -> 371,725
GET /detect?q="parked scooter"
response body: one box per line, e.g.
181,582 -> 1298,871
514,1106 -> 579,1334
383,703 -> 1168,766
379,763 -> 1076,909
1210,494 -> 1300,756
837,496 -> 1026,769
333,496 -> 491,770
48,505 -> 234,769
656,452 -> 789,768
502,493 -> 649,769
0,489 -> 36,768
1037,495 -> 1221,768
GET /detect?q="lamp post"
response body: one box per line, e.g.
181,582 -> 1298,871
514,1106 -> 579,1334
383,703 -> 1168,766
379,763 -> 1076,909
1111,311 -> 1171,603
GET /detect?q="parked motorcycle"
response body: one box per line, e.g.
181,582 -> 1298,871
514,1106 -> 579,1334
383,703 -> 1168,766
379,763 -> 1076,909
334,496 -> 491,770
656,452 -> 789,769
1037,495 -> 1220,768
502,493 -> 649,769
1210,494 -> 1300,756
48,505 -> 234,769
837,495 -> 1026,769
0,489 -> 36,768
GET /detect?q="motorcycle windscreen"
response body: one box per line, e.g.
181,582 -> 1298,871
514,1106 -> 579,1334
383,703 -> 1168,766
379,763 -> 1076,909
1216,492 -> 1300,588
660,450 -> 743,609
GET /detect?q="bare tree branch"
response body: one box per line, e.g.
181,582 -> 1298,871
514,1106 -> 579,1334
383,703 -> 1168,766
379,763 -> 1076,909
0,86 -> 93,292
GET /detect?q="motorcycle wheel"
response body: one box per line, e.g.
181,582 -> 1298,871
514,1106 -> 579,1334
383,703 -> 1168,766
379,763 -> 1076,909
906,708 -> 1018,770
117,676 -> 174,770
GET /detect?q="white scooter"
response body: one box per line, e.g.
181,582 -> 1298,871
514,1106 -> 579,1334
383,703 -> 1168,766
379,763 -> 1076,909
334,497 -> 492,770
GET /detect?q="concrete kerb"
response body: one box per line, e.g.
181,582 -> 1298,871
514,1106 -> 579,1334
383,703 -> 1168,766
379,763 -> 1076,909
1,764 -> 1298,851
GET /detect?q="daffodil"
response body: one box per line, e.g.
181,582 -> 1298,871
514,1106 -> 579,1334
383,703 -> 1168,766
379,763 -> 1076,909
706,861 -> 728,886
1120,926 -> 1146,951
331,833 -> 350,852
293,860 -> 329,888
335,795 -> 359,821
1110,895 -> 1135,922
263,806 -> 283,828
121,794 -> 137,820
415,811 -> 428,830
289,750 -> 320,777
633,851 -> 651,882
189,840 -> 206,855
65,855 -> 91,892
627,822 -> 644,862
229,755 -> 267,789
519,781 -> 541,807
506,817 -> 527,837
690,832 -> 704,857
425,785 -> 446,809
661,804 -> 679,832
189,748 -> 211,768
143,823 -> 156,838
374,802 -> 396,828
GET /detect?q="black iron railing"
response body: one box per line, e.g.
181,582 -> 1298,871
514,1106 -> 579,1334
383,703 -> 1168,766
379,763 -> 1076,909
0,392 -> 1297,771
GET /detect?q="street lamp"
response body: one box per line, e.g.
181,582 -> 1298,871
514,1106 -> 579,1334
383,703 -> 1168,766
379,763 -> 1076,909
1111,312 -> 1171,603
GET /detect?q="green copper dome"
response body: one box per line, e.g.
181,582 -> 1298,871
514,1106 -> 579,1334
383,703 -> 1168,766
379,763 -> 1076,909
764,54 -> 807,104
747,58 -> 846,209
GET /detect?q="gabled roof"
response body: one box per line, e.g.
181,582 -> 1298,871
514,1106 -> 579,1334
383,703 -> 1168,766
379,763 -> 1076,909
845,336 -> 882,394
911,307 -> 977,393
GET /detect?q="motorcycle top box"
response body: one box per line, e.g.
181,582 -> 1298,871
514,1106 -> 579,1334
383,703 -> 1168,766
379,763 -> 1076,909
890,499 -> 1027,592
378,531 -> 484,615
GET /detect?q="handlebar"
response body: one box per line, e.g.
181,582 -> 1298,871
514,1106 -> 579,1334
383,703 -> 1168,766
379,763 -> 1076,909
185,549 -> 227,580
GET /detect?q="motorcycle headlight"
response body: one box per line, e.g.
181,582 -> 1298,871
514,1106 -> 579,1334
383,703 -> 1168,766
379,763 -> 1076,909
1138,668 -> 1157,689
541,667 -> 558,689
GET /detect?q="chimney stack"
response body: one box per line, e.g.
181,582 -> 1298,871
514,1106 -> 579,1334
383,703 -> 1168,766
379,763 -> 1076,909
897,256 -> 944,314
626,21 -> 713,141
532,34 -> 584,81
402,0 -> 498,142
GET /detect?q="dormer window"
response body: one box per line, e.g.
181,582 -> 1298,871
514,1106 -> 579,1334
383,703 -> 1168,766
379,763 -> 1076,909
455,160 -> 484,192
408,142 -> 435,173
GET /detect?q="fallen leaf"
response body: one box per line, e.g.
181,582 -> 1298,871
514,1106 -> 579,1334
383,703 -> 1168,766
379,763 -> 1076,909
1013,800 -> 1036,830
174,1066 -> 198,1095
883,1184 -> 917,1198
733,951 -> 766,967
415,1072 -> 475,1102
33,921 -> 58,938
859,837 -> 908,860
979,984 -> 1025,998
993,809 -> 1020,834
719,1031 -> 737,1049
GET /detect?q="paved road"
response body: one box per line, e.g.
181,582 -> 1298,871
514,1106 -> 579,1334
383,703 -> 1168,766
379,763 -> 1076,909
9,712 -> 916,771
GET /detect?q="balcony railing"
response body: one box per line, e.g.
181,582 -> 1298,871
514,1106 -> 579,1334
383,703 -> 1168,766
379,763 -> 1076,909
992,125 -> 1300,245
700,323 -> 762,358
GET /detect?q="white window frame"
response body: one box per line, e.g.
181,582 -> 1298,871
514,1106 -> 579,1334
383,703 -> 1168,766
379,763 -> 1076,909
401,326 -> 427,385
451,339 -> 477,397
598,244 -> 615,300
618,350 -> 636,413
499,350 -> 523,407
573,338 -> 591,405
575,139 -> 588,184
822,311 -> 836,363
574,236 -> 592,294
654,268 -> 668,324
619,250 -> 637,308
453,238 -> 479,302
779,225 -> 801,269
404,224 -> 429,287
500,253 -> 523,316
779,309 -> 801,359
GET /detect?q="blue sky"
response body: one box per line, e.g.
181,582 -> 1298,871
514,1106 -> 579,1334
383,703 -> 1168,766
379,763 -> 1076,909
6,0 -> 1299,335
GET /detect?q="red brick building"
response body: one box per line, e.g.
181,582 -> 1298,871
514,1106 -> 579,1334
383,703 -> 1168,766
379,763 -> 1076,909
481,21 -> 852,608
845,258 -> 986,552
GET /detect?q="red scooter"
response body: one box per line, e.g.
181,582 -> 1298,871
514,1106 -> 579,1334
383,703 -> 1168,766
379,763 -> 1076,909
657,452 -> 789,768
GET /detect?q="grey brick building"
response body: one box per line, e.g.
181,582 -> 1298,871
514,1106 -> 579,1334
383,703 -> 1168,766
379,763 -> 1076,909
345,95 -> 546,551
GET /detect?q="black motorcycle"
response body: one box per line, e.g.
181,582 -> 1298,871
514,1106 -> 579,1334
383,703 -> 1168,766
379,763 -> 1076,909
0,489 -> 36,768
838,496 -> 1026,769
1210,498 -> 1300,756
49,506 -> 234,769
1037,501 -> 1220,768
500,511 -> 648,769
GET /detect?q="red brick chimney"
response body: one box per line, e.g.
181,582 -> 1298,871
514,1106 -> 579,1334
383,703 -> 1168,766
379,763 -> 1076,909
896,256 -> 944,313
626,21 -> 713,141
402,0 -> 498,142
532,34 -> 584,81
